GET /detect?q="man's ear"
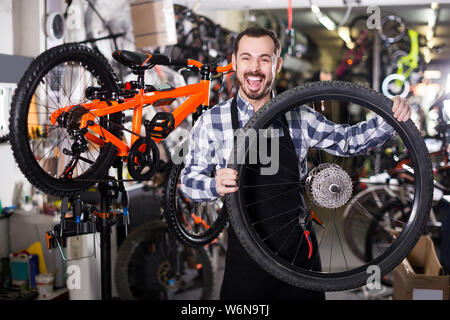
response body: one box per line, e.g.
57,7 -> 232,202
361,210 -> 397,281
232,54 -> 236,71
276,56 -> 283,74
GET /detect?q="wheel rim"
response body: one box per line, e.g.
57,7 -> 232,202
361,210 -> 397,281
229,84 -> 431,289
173,164 -> 225,244
22,56 -> 117,190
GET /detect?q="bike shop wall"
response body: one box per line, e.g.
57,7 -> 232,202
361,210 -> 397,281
0,0 -> 70,292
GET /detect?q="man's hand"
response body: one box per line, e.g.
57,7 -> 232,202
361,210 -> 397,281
216,168 -> 239,196
392,96 -> 412,122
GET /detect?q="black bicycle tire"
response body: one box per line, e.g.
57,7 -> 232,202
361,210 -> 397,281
226,81 -> 433,292
162,163 -> 228,247
9,43 -> 121,196
114,219 -> 214,300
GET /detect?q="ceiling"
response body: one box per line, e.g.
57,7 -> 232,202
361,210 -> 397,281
273,4 -> 450,68
175,1 -> 450,69
176,0 -> 450,10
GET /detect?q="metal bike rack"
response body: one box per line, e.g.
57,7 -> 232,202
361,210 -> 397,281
46,162 -> 129,300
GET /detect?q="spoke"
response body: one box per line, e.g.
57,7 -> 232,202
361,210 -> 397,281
252,205 -> 304,225
331,209 -> 349,270
261,215 -> 298,242
329,217 -> 334,273
278,115 -> 322,171
349,119 -> 389,180
274,222 -> 299,256
310,206 -> 331,270
245,185 -> 304,207
244,181 -> 304,188
68,63 -> 88,103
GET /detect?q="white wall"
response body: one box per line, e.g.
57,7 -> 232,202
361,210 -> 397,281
12,0 -> 46,57
0,0 -> 14,55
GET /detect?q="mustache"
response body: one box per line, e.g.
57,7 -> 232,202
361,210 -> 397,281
244,72 -> 265,79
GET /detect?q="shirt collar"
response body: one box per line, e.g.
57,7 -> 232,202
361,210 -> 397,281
236,90 -> 275,117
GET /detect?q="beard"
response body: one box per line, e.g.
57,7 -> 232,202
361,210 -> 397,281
237,71 -> 273,100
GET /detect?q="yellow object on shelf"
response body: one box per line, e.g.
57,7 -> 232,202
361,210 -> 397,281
27,241 -> 47,274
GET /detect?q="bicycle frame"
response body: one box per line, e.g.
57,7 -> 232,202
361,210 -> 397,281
49,62 -> 232,158
395,29 -> 419,86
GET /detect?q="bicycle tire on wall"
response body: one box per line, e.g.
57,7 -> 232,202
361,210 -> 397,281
114,220 -> 215,300
226,81 -> 433,292
162,163 -> 228,247
9,43 -> 121,196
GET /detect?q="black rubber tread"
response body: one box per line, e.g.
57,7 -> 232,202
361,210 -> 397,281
162,163 -> 228,247
114,219 -> 215,300
9,43 -> 121,196
226,81 -> 433,292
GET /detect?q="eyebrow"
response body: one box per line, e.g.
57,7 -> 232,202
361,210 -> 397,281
239,52 -> 274,58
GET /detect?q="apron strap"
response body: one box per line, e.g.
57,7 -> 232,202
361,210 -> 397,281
230,95 -> 239,132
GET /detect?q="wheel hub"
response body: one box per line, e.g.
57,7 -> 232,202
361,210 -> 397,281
156,260 -> 181,289
66,105 -> 89,131
306,163 -> 353,209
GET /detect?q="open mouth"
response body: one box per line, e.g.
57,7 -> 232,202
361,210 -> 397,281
245,75 -> 264,91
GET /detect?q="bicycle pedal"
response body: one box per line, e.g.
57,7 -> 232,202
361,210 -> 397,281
145,112 -> 175,139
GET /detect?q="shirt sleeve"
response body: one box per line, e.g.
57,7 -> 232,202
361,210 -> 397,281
301,106 -> 395,156
180,113 -> 220,202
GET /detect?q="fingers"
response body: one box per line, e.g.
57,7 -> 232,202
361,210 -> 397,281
216,168 -> 239,196
216,168 -> 238,177
392,96 -> 411,122
397,105 -> 411,122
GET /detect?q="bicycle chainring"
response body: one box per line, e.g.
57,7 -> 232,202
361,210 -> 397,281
127,137 -> 160,181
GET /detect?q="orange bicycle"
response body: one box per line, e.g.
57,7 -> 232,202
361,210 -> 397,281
9,43 -> 232,196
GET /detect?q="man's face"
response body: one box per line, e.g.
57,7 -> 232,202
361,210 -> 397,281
232,35 -> 282,101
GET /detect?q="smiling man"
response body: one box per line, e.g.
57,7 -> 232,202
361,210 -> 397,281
180,26 -> 411,300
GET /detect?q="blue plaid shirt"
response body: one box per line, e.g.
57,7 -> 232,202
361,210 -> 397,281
180,92 -> 394,202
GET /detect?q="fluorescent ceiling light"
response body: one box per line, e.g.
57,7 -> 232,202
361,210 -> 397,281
424,70 -> 441,79
318,15 -> 336,31
338,26 -> 354,49
311,5 -> 320,14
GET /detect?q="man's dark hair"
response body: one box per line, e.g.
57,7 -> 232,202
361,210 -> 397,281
233,25 -> 281,56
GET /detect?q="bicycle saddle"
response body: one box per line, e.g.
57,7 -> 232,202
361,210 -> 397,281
112,50 -> 170,69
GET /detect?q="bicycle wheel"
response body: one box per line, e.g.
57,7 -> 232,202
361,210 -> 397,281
115,220 -> 214,300
344,185 -> 414,287
9,43 -> 122,196
343,186 -> 390,261
162,163 -> 228,247
378,15 -> 406,46
226,81 -> 433,292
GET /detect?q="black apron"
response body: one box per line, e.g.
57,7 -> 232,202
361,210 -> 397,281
220,96 -> 325,300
